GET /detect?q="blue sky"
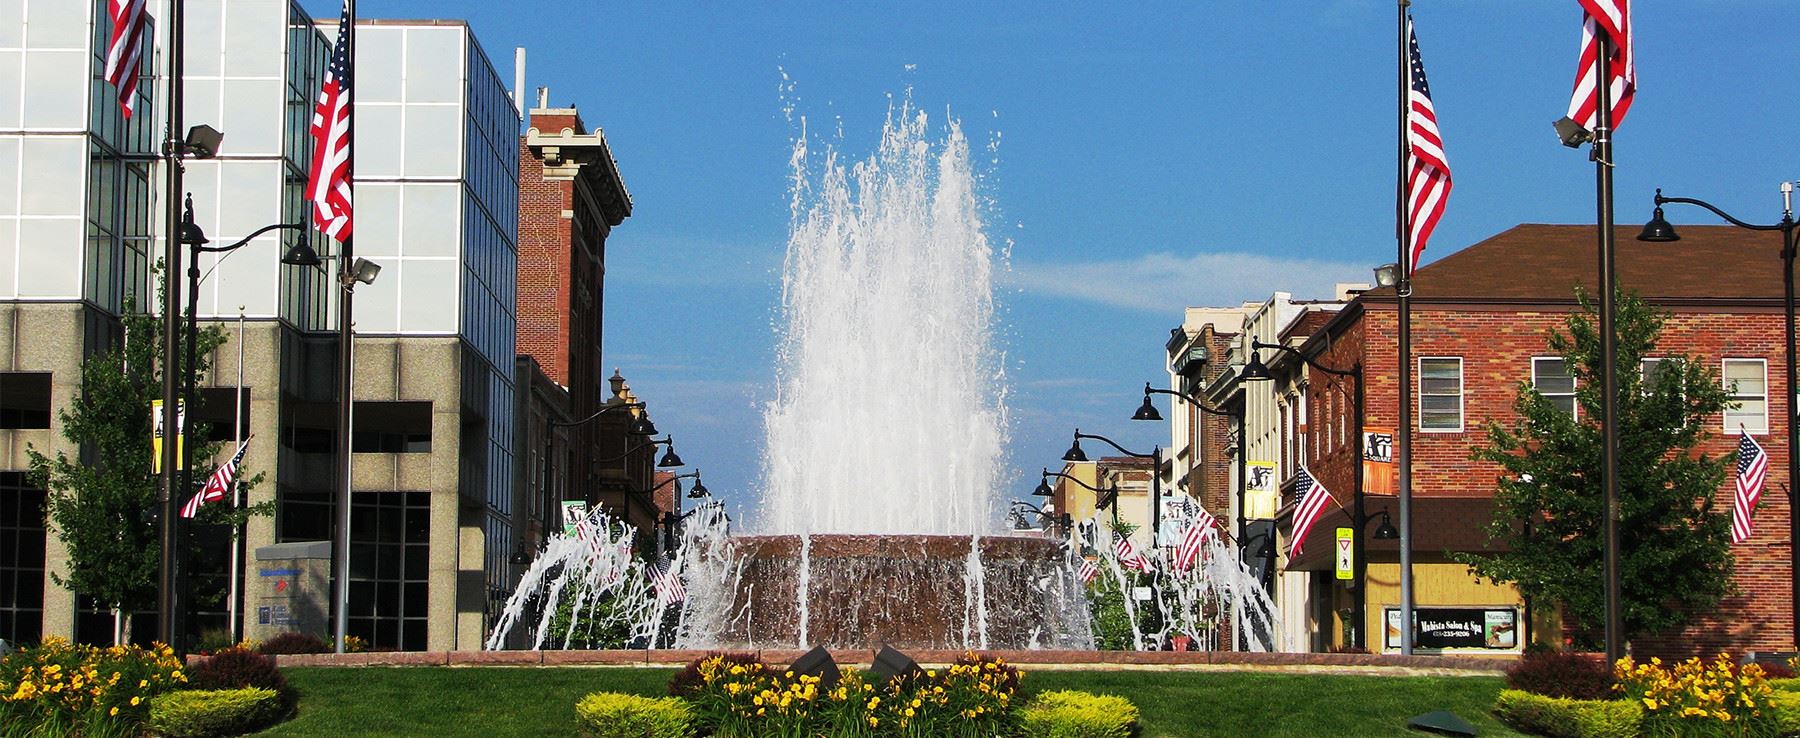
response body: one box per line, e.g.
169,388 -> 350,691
319,2 -> 1797,525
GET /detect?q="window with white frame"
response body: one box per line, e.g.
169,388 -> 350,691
1532,358 -> 1577,417
1723,358 -> 1768,434
1419,357 -> 1464,432
1641,357 -> 1676,396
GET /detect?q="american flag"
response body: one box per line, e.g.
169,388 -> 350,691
1404,17 -> 1451,274
103,0 -> 148,118
1174,508 -> 1217,572
1733,430 -> 1769,545
180,439 -> 250,519
1288,467 -> 1337,558
1565,0 -> 1634,133
1113,534 -> 1151,573
307,0 -> 355,242
648,556 -> 685,606
1077,557 -> 1099,585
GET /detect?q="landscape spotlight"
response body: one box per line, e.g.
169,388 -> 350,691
869,645 -> 921,685
1552,116 -> 1592,148
789,645 -> 841,690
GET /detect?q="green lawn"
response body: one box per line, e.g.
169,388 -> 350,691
261,666 -> 1526,738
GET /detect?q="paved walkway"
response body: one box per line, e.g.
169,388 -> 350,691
266,648 -> 1511,676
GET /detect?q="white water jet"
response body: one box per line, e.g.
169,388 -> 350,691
761,98 -> 1005,535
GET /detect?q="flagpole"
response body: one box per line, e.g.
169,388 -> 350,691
1592,26 -> 1624,665
157,0 -> 189,652
330,0 -> 357,655
228,307 -> 244,642
1395,0 -> 1416,657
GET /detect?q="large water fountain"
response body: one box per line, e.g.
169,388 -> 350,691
489,96 -> 1277,653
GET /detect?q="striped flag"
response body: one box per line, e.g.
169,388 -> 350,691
103,0 -> 148,117
1077,557 -> 1099,585
648,556 -> 685,606
1404,17 -> 1452,273
179,439 -> 250,519
1288,467 -> 1338,558
1113,534 -> 1151,573
1174,508 -> 1217,572
1565,0 -> 1634,133
307,0 -> 355,241
1733,430 -> 1769,545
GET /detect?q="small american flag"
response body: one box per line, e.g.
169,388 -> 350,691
307,0 -> 355,241
1288,467 -> 1337,558
1077,557 -> 1099,585
103,0 -> 148,117
180,438 -> 250,519
648,556 -> 685,606
1175,508 -> 1216,572
1733,430 -> 1769,545
1114,534 -> 1151,573
1404,17 -> 1452,274
1565,0 -> 1634,133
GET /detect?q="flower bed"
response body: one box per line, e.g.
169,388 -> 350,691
578,652 -> 1139,738
1497,653 -> 1800,738
0,637 -> 187,738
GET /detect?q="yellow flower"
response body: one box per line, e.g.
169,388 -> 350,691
868,717 -> 879,727
130,696 -> 141,706
110,707 -> 119,716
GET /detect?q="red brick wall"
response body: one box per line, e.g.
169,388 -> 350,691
516,138 -> 574,386
1305,302 -> 1794,656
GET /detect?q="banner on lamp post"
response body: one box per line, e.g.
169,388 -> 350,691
151,399 -> 185,473
1362,427 -> 1396,495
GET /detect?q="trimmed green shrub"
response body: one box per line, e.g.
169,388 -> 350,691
1493,689 -> 1641,738
1769,677 -> 1800,692
147,688 -> 286,737
1018,690 -> 1138,738
575,692 -> 694,738
1769,690 -> 1800,735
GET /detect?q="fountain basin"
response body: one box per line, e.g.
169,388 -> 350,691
709,534 -> 1087,650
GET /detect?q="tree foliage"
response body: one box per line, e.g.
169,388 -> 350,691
26,286 -> 265,622
1455,288 -> 1736,645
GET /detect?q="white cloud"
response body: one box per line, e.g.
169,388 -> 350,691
1000,250 -> 1369,313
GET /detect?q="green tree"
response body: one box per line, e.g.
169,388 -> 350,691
26,284 -> 265,644
1455,288 -> 1736,647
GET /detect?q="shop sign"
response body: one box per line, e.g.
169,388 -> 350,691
1385,606 -> 1519,651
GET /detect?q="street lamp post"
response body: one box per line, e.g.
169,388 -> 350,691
1009,499 -> 1073,538
1062,430 -> 1161,548
1038,468 -> 1123,528
646,471 -> 706,551
1244,338 -> 1368,649
1135,383 -> 1260,649
172,197 -> 312,648
1639,183 -> 1800,650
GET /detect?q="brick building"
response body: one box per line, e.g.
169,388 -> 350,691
1276,224 -> 1791,656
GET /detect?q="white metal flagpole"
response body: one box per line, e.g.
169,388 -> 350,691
229,307 -> 244,641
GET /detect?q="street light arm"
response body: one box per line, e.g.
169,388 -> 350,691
552,402 -> 646,428
1655,192 -> 1784,232
632,470 -> 699,496
1250,339 -> 1359,378
1144,383 -> 1236,417
193,222 -> 308,253
1073,430 -> 1152,458
595,436 -> 671,464
1043,470 -> 1115,495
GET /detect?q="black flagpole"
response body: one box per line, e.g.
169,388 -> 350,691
1395,0 -> 1416,658
1592,27 -> 1623,665
158,0 -> 189,652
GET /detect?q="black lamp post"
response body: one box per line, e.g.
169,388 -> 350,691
1064,429 -> 1163,548
1009,499 -> 1073,538
1133,383 -> 1248,575
1244,338 -> 1369,649
1042,467 -> 1123,527
644,470 -> 706,551
1641,183 -> 1800,651
172,196 -> 314,649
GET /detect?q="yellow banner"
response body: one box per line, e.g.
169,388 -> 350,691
151,399 -> 184,472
